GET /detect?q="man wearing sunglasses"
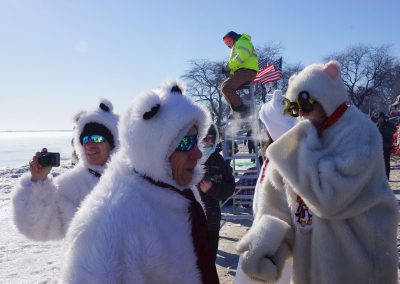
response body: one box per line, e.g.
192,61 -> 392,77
237,61 -> 398,284
60,81 -> 219,284
220,31 -> 259,117
12,100 -> 119,241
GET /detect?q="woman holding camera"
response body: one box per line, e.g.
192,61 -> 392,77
12,100 -> 119,241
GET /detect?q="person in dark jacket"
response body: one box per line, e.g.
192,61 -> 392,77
198,124 -> 235,263
376,111 -> 397,179
244,130 -> 256,162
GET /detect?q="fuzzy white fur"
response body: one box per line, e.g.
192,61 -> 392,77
239,62 -> 399,284
237,215 -> 290,283
253,90 -> 297,216
259,90 -> 297,142
59,80 -> 212,283
12,99 -> 119,241
286,60 -> 348,116
73,98 -> 119,171
12,164 -> 103,241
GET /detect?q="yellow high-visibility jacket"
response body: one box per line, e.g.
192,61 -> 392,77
227,34 -> 259,75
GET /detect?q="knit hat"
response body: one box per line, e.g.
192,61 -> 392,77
73,99 -> 119,168
259,90 -> 297,141
118,79 -> 211,190
204,124 -> 219,143
79,122 -> 115,148
223,31 -> 241,42
286,60 -> 348,117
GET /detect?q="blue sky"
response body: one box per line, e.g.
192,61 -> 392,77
1,0 -> 399,131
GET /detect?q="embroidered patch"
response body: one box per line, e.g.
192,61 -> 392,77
294,195 -> 313,232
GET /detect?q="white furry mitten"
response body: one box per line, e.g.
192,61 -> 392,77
236,215 -> 290,282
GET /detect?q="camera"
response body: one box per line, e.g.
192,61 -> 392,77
204,166 -> 222,183
38,152 -> 60,167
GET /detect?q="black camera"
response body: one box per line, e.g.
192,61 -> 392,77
204,166 -> 222,183
38,152 -> 60,167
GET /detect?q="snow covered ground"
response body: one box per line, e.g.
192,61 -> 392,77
2,158 -> 399,283
0,161 -> 251,284
0,163 -> 71,283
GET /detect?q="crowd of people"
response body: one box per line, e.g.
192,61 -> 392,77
10,31 -> 399,284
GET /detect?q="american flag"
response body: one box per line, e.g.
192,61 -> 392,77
253,57 -> 282,85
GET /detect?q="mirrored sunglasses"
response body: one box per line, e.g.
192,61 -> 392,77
82,134 -> 106,144
176,135 -> 198,152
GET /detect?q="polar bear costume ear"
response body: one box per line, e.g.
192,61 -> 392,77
170,85 -> 182,94
141,85 -> 182,120
323,60 -> 341,81
72,111 -> 86,123
99,98 -> 114,112
142,104 -> 160,120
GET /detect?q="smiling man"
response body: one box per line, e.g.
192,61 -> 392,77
12,99 -> 119,241
59,81 -> 219,284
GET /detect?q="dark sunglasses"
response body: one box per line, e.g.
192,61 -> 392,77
82,134 -> 106,144
176,135 -> 198,152
282,91 -> 316,117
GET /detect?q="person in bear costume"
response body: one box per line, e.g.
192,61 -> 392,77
235,89 -> 297,284
237,61 -> 398,284
59,80 -> 219,284
12,99 -> 119,241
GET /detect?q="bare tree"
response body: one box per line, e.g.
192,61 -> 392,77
325,44 -> 398,116
181,59 -> 229,128
182,43 -> 303,126
256,42 -> 284,65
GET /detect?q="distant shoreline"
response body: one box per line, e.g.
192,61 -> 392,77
0,130 -> 73,133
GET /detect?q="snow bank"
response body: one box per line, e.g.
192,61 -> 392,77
0,162 -> 71,283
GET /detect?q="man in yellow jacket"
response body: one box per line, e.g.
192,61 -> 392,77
220,31 -> 259,116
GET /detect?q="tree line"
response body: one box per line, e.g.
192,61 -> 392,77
181,43 -> 400,129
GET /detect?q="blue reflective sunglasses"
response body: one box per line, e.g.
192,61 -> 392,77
82,134 -> 106,145
176,135 -> 198,152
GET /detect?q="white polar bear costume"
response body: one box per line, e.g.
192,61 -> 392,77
235,90 -> 297,284
237,61 -> 398,284
59,81 -> 219,284
12,99 -> 119,241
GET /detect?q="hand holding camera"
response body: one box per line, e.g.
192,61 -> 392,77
30,148 -> 60,182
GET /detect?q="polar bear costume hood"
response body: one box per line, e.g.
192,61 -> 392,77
259,89 -> 297,141
119,80 -> 211,190
286,60 -> 348,116
72,99 -> 119,171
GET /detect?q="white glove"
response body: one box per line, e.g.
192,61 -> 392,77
237,215 -> 290,282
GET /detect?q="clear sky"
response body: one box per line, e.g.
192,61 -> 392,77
1,0 -> 399,131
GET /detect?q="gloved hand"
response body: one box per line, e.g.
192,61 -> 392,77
221,64 -> 230,75
236,215 -> 290,282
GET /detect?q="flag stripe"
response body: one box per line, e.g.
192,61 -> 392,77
253,57 -> 282,85
260,71 -> 282,84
